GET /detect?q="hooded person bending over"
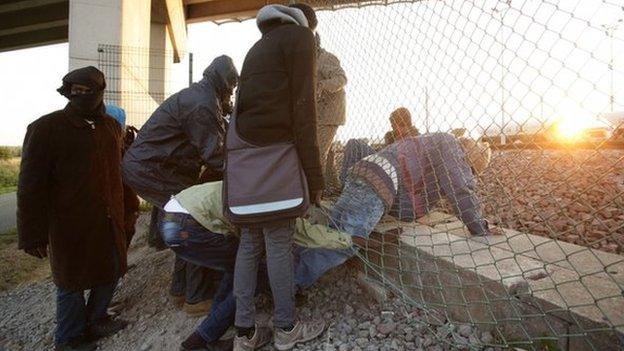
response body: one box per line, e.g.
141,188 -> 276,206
18,66 -> 128,351
122,56 -> 239,316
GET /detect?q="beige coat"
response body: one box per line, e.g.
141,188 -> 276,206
317,48 -> 347,126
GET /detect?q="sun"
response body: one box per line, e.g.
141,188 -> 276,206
553,116 -> 591,142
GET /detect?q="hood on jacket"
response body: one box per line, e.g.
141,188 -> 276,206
201,55 -> 239,96
256,5 -> 308,34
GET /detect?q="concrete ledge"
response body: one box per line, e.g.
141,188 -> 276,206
360,212 -> 624,350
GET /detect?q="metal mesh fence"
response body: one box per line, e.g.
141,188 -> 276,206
306,1 -> 624,350
99,1 -> 624,349
97,44 -> 192,127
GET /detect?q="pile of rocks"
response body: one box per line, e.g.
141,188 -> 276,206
480,149 -> 624,254
279,266 -> 501,351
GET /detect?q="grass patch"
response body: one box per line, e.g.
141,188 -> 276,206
0,157 -> 19,195
0,228 -> 50,291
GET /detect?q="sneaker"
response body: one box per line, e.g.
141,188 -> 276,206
233,326 -> 272,351
54,336 -> 97,351
86,316 -> 128,340
274,319 -> 326,351
183,299 -> 213,317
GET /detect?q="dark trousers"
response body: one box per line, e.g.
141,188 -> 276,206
55,281 -> 117,345
152,207 -> 214,303
161,212 -> 239,342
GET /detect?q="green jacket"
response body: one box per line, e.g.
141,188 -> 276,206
174,181 -> 352,250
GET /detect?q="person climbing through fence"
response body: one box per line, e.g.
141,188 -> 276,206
298,132 -> 493,286
121,55 -> 239,318
384,107 -> 420,145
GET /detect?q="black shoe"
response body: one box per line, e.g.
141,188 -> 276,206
180,332 -> 233,351
54,336 -> 97,351
181,332 -> 207,351
206,338 -> 233,351
86,316 -> 128,341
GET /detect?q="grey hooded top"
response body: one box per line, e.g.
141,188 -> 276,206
122,55 -> 238,208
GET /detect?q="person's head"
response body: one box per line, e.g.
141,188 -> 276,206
389,107 -> 413,133
458,137 -> 492,175
57,66 -> 106,115
257,5 -> 309,34
105,104 -> 126,128
289,3 -> 317,31
202,55 -> 239,116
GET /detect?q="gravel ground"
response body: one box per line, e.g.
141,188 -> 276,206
480,149 -> 624,254
0,215 -> 501,351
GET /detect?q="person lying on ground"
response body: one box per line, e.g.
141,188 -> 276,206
165,132 -> 491,350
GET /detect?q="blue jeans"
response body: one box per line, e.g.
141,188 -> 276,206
55,281 -> 118,345
340,139 -> 375,184
295,179 -> 385,288
161,213 -> 239,342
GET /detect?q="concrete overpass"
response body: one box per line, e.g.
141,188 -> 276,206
0,0 -> 374,59
0,0 -> 381,124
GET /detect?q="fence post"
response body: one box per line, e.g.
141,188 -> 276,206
188,52 -> 194,87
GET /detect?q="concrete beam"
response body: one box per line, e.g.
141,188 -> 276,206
0,0 -> 69,52
0,0 -> 66,13
184,0 -> 412,23
164,0 -> 187,62
185,0 -> 284,24
0,1 -> 68,31
0,24 -> 67,53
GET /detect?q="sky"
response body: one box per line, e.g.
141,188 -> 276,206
1,0 -> 623,146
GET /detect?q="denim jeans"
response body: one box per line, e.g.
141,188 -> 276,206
234,221 -> 296,329
158,206 -> 215,304
161,212 -> 239,342
295,179 -> 385,288
55,281 -> 118,345
340,139 -> 375,184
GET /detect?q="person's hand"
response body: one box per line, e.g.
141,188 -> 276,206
310,190 -> 323,206
24,245 -> 48,259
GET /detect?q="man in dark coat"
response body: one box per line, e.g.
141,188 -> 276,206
17,66 -> 128,351
122,55 -> 239,315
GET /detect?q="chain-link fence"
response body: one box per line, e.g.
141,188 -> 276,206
98,44 -> 192,127
308,1 -> 624,350
100,1 -> 624,349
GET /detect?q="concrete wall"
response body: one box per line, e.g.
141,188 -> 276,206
68,0 -> 123,70
361,212 -> 624,350
68,0 -> 176,125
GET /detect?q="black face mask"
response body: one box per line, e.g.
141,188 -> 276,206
69,91 -> 103,115
220,91 -> 234,117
